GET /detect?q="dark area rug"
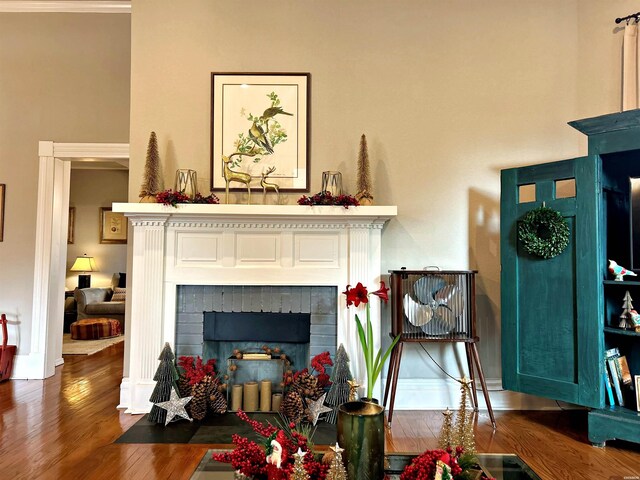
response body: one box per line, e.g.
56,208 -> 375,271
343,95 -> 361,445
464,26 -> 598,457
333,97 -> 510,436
115,412 -> 337,445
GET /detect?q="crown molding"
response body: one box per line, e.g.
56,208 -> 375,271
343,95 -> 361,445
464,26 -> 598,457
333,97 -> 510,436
0,1 -> 131,13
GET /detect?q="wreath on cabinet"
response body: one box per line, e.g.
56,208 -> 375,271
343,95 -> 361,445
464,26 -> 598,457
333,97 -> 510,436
518,205 -> 570,259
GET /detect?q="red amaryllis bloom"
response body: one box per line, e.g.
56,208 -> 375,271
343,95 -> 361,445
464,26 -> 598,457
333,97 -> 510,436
343,282 -> 369,307
370,281 -> 389,303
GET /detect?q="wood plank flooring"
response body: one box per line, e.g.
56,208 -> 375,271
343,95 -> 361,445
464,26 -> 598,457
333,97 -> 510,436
1,341 -> 639,479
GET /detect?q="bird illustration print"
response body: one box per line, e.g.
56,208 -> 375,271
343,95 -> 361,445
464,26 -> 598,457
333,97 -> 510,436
248,120 -> 274,154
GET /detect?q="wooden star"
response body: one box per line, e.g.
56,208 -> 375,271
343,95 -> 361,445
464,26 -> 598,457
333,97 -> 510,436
155,387 -> 192,426
306,393 -> 332,425
347,379 -> 360,401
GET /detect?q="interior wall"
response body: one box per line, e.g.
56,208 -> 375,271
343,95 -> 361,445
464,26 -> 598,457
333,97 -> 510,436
66,169 -> 129,290
128,0 -> 637,394
0,13 -> 130,355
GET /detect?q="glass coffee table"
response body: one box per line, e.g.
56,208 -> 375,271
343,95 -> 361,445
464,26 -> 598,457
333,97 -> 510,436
191,450 -> 541,479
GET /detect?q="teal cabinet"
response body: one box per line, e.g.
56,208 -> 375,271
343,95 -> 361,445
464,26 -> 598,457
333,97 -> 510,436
501,110 -> 640,446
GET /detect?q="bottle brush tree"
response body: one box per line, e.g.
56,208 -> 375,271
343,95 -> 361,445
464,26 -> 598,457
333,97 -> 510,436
139,131 -> 161,200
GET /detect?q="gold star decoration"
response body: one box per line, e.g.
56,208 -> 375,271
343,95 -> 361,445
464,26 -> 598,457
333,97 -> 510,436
306,393 -> 332,425
330,443 -> 344,455
155,387 -> 193,426
293,448 -> 307,461
347,380 -> 360,401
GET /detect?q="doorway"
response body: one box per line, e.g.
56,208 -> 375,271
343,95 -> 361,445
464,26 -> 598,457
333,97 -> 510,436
33,141 -> 129,379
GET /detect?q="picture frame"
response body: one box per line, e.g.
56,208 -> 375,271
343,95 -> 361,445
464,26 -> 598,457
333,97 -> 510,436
0,184 -> 5,242
68,207 -> 75,244
210,72 -> 310,193
636,375 -> 640,412
100,207 -> 127,244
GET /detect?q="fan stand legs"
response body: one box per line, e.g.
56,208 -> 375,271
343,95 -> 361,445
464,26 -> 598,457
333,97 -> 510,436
383,340 -> 496,430
384,341 -> 404,426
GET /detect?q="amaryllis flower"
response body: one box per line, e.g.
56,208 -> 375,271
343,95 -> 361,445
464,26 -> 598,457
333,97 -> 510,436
343,281 -> 400,399
343,282 -> 369,307
370,281 -> 390,303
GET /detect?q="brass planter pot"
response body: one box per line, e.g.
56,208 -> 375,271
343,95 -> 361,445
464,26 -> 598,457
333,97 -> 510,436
337,401 -> 385,480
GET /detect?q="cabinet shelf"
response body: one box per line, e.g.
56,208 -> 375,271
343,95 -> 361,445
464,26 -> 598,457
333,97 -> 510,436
604,327 -> 640,337
603,280 -> 640,286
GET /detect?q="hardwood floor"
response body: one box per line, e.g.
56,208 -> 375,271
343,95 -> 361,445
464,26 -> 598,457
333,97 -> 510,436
1,342 -> 639,479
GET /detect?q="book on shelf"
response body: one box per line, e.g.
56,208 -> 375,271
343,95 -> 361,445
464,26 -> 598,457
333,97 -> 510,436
605,347 -> 625,406
604,371 -> 615,406
616,355 -> 633,385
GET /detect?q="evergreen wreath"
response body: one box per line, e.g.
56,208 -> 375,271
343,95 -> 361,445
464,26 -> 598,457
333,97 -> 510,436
518,206 -> 570,259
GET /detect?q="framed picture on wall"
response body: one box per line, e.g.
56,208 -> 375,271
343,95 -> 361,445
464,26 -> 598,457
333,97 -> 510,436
210,72 -> 310,193
100,207 -> 127,244
0,184 -> 5,242
68,207 -> 75,244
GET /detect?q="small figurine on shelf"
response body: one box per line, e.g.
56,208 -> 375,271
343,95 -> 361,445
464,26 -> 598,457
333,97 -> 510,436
620,291 -> 634,330
608,259 -> 637,281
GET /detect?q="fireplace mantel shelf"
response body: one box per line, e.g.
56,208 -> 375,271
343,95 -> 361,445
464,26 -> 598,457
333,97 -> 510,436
113,203 -> 397,221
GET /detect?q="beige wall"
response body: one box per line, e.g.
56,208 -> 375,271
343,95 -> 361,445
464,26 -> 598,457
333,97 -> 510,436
0,13 -> 130,354
129,0 -> 640,383
66,169 -> 128,290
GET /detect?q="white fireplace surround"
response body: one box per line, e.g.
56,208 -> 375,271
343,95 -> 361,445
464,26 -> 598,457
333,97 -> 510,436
114,203 -> 397,413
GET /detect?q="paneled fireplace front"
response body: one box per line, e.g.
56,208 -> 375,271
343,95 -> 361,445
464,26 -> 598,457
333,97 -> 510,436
114,203 -> 396,413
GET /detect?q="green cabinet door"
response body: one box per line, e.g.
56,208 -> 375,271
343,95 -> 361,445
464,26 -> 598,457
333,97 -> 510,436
501,156 -> 603,408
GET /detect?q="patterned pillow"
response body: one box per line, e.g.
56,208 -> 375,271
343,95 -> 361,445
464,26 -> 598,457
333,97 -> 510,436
111,287 -> 126,302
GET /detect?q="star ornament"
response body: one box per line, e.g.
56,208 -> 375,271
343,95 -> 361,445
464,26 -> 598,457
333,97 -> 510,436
330,443 -> 344,455
293,448 -> 307,461
306,393 -> 332,425
155,387 -> 193,426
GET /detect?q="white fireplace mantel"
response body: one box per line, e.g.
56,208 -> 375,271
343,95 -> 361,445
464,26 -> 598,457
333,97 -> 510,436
113,203 -> 397,413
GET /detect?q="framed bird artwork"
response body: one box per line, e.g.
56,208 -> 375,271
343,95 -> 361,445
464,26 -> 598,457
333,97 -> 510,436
210,72 -> 310,195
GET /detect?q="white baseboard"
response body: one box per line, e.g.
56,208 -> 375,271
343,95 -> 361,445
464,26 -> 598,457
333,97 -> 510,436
11,353 -> 45,379
387,378 -> 567,410
55,357 -> 64,367
119,377 -> 155,413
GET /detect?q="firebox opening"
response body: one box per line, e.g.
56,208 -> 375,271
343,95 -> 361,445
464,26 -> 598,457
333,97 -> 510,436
203,311 -> 311,371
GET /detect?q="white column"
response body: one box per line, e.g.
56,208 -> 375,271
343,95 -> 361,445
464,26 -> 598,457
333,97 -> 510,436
344,222 -> 385,400
122,215 -> 169,413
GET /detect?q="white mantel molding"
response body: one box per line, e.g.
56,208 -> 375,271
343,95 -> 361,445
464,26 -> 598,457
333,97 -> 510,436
0,1 -> 131,13
115,203 -> 397,413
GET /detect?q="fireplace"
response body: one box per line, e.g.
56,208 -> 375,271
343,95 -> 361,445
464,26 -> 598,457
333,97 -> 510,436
176,285 -> 338,371
114,203 -> 396,413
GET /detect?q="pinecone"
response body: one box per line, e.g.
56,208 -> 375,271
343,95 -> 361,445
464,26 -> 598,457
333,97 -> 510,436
280,391 -> 304,423
209,389 -> 228,414
178,375 -> 192,399
190,382 -> 208,420
291,373 -> 324,400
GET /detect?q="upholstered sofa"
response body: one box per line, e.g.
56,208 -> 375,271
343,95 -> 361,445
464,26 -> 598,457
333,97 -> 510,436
74,274 -> 126,331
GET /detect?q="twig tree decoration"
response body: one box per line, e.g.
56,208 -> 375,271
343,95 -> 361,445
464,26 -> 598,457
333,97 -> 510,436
355,134 -> 373,206
139,131 -> 161,202
326,443 -> 347,480
291,449 -> 310,480
438,407 -> 455,449
454,378 -> 476,454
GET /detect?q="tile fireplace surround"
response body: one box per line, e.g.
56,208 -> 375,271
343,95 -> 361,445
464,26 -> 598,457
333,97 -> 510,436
113,203 -> 397,413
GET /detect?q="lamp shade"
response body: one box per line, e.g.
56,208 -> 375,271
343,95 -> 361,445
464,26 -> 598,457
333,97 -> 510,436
70,255 -> 97,273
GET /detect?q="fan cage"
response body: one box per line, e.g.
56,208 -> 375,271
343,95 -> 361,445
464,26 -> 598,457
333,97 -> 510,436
389,270 -> 476,341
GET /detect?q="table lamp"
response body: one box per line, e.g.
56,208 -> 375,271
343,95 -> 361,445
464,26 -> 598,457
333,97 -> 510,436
70,254 -> 97,289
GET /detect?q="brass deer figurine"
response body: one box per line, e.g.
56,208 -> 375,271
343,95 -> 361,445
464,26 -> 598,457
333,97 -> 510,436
222,155 -> 252,204
260,166 -> 280,205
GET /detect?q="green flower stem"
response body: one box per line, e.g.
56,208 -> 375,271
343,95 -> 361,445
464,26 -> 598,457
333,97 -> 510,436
355,299 -> 402,399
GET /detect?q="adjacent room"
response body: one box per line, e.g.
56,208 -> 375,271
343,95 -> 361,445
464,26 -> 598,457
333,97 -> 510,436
1,1 -> 640,479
